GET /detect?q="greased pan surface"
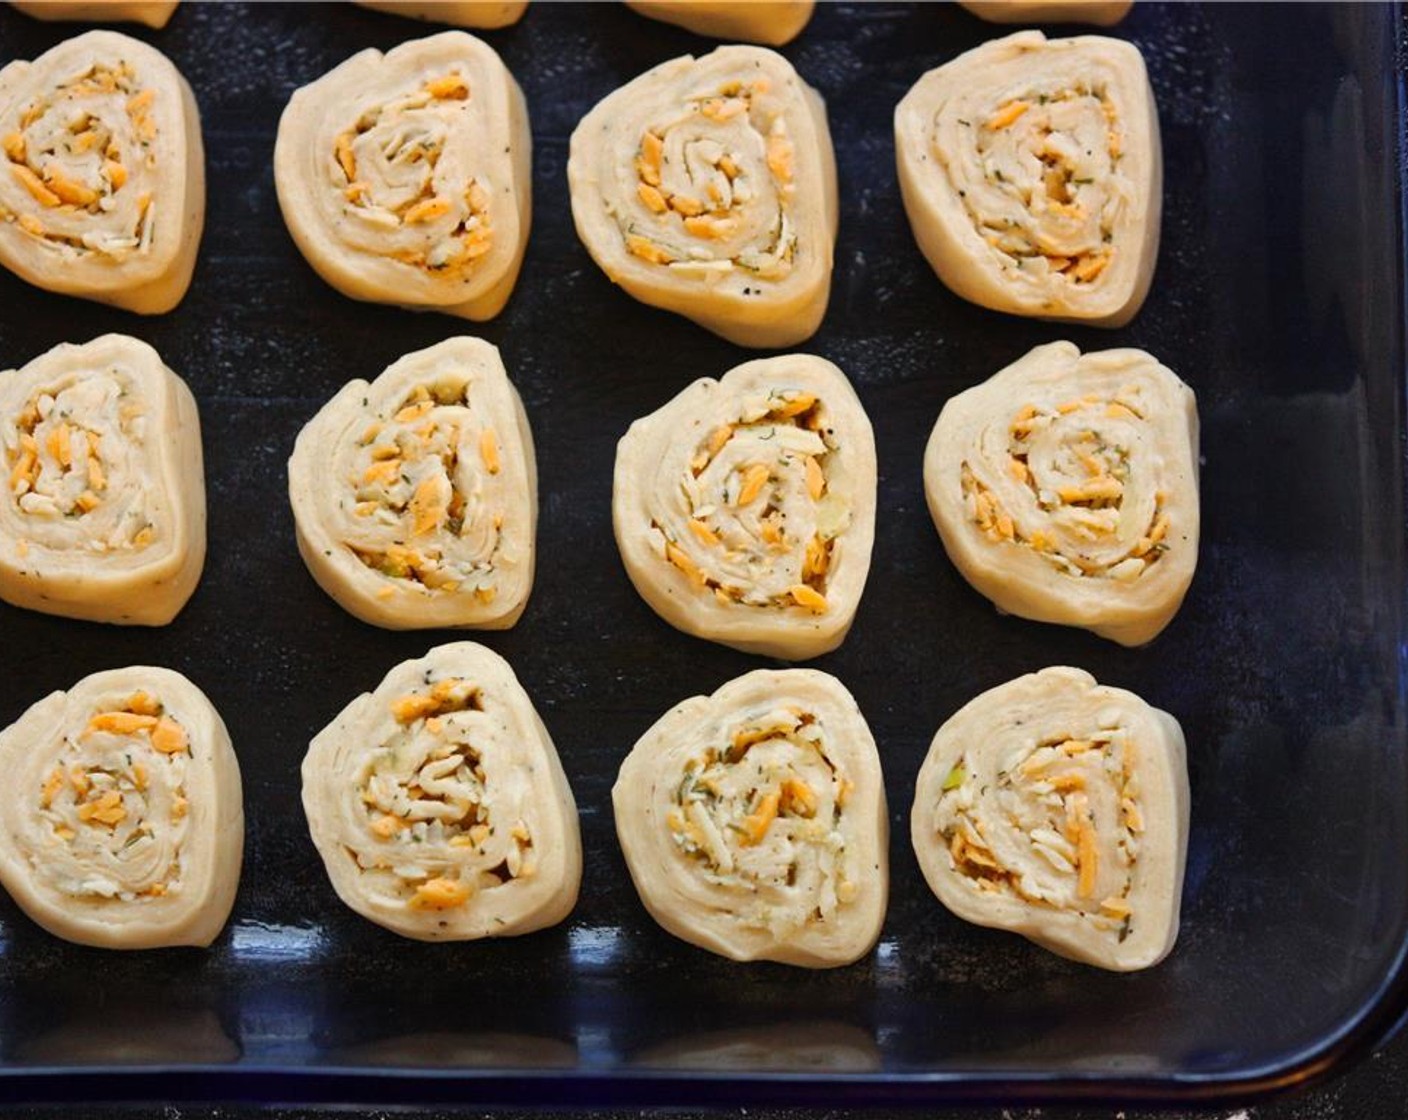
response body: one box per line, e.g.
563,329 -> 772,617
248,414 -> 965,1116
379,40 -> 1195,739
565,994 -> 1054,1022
0,1 -> 1404,1106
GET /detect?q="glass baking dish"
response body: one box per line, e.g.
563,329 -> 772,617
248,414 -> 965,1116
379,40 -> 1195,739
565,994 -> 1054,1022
0,0 -> 1403,1106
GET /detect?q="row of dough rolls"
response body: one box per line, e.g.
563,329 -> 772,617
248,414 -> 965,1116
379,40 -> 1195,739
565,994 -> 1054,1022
0,334 -> 1196,652
0,641 -> 579,948
567,23 -> 1156,341
612,339 -> 1197,656
0,20 -> 1161,343
0,330 -> 1196,661
0,665 -> 241,949
285,344 -> 884,657
613,663 -> 1184,971
0,654 -> 1186,970
278,20 -> 1158,337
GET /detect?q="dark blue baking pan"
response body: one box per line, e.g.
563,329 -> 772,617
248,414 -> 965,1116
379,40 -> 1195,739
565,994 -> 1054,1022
0,0 -> 1404,1107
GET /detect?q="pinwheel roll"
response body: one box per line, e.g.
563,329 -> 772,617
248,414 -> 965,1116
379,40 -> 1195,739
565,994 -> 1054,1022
895,31 -> 1160,327
289,337 -> 535,630
911,666 -> 1187,971
924,342 -> 1198,647
0,31 -> 204,313
624,1 -> 815,46
9,2 -> 179,26
614,669 -> 887,968
274,31 -> 531,321
302,641 -> 581,941
568,45 -> 838,348
959,1 -> 1132,25
0,666 -> 243,949
353,2 -> 528,29
614,354 -> 875,660
0,335 -> 205,626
